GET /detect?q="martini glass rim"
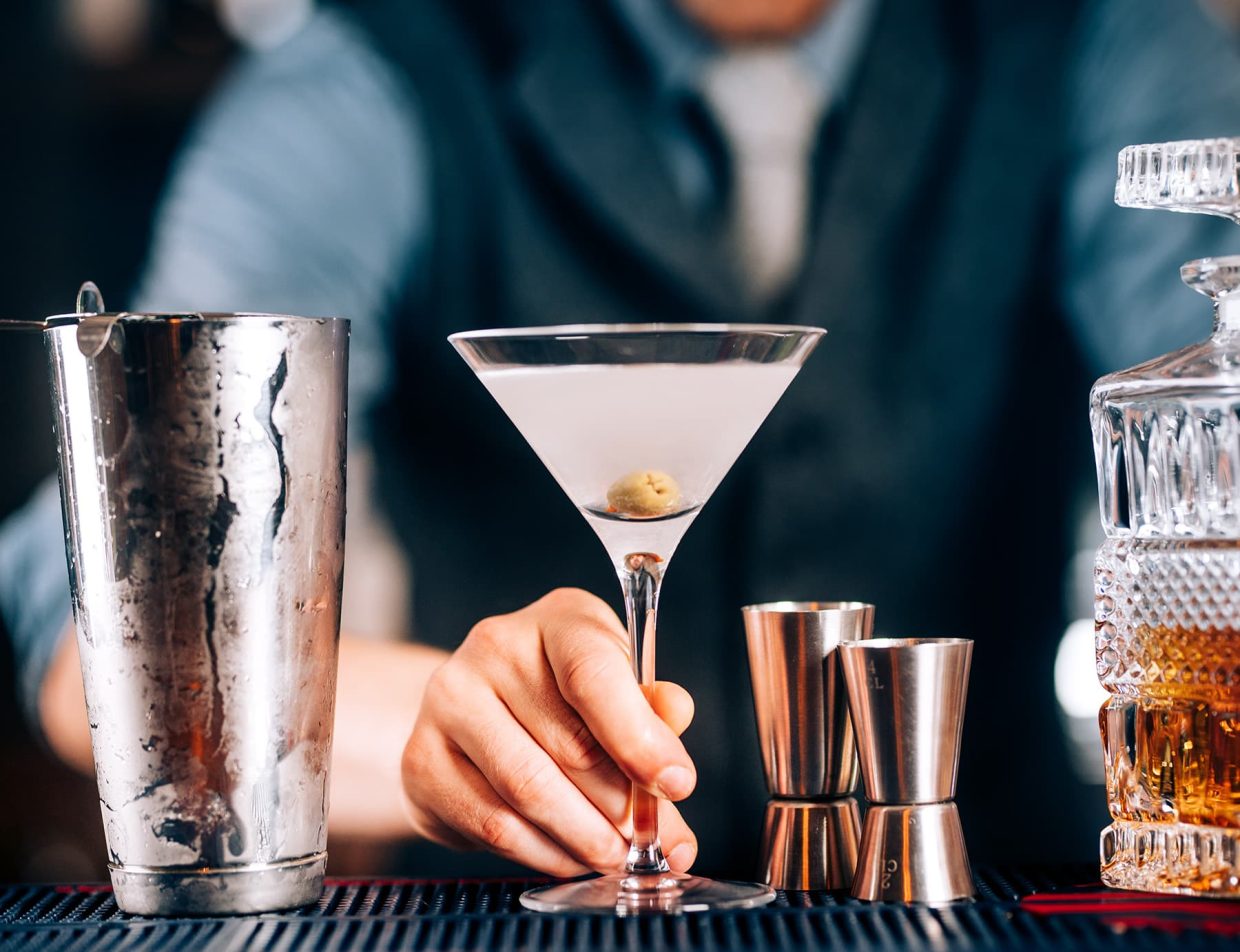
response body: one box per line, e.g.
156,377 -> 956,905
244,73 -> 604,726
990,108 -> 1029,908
448,322 -> 826,343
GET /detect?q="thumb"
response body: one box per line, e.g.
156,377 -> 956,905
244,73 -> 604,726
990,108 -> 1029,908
648,681 -> 694,736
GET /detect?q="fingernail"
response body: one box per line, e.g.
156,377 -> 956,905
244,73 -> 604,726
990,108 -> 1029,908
655,765 -> 694,799
668,842 -> 697,872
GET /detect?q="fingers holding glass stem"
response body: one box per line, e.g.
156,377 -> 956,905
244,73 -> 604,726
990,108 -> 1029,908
400,588 -> 698,876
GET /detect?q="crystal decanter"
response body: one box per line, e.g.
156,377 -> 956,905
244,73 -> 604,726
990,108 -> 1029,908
1093,138 -> 1240,897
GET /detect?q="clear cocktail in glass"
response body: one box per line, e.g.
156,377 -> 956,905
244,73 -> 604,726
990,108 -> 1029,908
450,324 -> 824,914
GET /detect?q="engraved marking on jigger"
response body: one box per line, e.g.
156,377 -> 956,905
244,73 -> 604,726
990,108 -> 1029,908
866,659 -> 884,691
881,858 -> 898,891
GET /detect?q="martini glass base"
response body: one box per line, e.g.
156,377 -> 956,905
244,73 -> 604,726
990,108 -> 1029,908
519,872 -> 775,915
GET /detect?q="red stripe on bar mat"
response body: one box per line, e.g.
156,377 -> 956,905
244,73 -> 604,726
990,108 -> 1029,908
1022,887 -> 1240,936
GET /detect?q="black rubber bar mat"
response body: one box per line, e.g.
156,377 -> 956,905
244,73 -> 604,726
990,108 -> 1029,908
1,865 -> 1236,950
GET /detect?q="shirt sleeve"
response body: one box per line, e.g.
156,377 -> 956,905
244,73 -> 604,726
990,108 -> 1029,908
0,8 -> 430,735
0,478 -> 71,733
1060,0 -> 1240,373
132,6 -> 431,437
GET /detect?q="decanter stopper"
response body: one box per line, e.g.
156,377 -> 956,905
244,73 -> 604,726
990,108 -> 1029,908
1115,138 -> 1240,221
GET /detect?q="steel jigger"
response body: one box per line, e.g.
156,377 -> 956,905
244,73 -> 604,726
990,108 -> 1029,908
839,638 -> 975,904
743,602 -> 874,891
759,798 -> 862,892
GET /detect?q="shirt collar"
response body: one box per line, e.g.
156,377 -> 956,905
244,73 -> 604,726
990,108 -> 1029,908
611,0 -> 880,108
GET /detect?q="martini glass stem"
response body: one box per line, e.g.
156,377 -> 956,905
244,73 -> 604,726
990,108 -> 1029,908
619,552 -> 670,876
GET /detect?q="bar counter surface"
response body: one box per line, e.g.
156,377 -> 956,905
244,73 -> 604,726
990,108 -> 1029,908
1,865 -> 1237,950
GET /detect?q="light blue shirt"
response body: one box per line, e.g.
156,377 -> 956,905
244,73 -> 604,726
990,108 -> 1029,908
4,0 -> 1240,731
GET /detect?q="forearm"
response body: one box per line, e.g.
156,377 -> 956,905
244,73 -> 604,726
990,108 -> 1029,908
38,628 -> 448,840
39,624 -> 92,775
329,636 -> 448,839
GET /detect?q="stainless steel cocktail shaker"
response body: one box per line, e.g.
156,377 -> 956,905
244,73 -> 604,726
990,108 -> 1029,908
45,286 -> 348,915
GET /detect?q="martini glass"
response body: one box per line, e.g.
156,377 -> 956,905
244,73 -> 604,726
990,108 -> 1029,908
450,324 -> 824,914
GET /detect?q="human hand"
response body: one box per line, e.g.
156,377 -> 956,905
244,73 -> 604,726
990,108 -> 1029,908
401,588 -> 698,876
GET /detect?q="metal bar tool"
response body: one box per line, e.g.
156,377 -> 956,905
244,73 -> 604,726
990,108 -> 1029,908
743,601 -> 874,891
839,637 -> 975,903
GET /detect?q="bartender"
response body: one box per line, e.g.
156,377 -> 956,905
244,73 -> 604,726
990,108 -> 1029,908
4,0 -> 1240,876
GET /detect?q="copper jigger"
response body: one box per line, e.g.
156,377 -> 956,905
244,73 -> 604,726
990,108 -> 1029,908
839,638 -> 975,903
743,601 -> 873,891
759,798 -> 862,892
742,601 -> 875,798
850,803 -> 973,903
